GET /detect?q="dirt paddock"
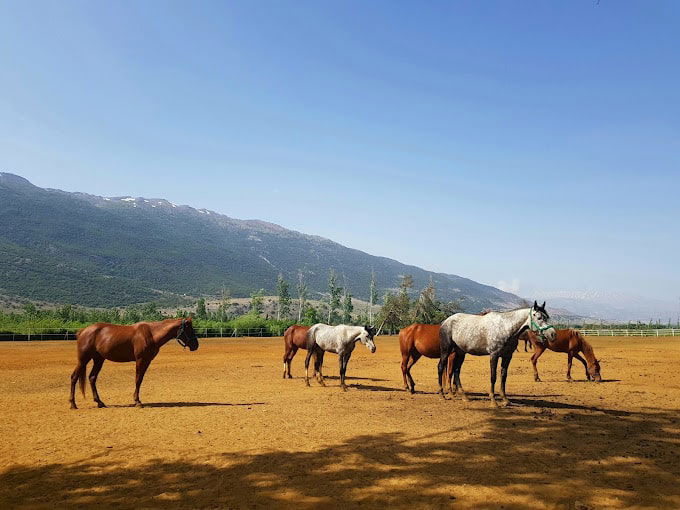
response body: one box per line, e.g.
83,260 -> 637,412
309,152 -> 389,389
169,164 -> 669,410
1,335 -> 679,509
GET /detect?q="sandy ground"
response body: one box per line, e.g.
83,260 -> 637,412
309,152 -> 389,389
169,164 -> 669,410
1,335 -> 679,509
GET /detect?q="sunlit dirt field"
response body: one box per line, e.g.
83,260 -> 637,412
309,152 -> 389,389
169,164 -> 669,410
1,335 -> 679,509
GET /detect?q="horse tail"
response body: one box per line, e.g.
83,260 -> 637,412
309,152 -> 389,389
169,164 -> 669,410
398,324 -> 413,355
74,325 -> 98,397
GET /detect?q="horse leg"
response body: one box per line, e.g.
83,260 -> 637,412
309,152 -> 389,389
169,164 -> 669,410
531,345 -> 545,382
89,355 -> 106,408
406,351 -> 421,394
566,353 -> 574,381
437,347 -> 451,399
304,345 -> 315,387
400,351 -> 411,391
315,349 -> 326,386
287,345 -> 298,378
498,354 -> 513,407
573,352 -> 589,381
283,344 -> 292,378
69,354 -> 90,410
452,352 -> 468,401
447,351 -> 456,396
133,357 -> 152,407
340,353 -> 350,391
489,354 -> 500,407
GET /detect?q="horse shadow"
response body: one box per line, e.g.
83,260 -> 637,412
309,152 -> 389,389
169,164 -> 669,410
108,402 -> 267,409
568,379 -> 621,383
323,375 -> 389,382
351,383 -> 402,393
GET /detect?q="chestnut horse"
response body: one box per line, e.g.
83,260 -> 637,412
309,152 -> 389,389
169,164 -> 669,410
521,328 -> 601,382
69,317 -> 199,409
282,324 -> 311,378
399,324 -> 454,393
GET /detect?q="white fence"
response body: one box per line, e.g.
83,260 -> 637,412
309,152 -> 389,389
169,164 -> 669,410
579,329 -> 680,337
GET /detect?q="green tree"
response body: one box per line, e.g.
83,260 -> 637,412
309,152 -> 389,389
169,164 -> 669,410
342,292 -> 354,324
57,304 -> 73,321
369,271 -> 378,324
250,289 -> 265,317
413,278 -> 438,324
276,274 -> 291,320
124,307 -> 141,323
218,288 -> 232,322
141,302 -> 163,321
327,269 -> 342,324
196,298 -> 208,320
296,272 -> 308,323
22,303 -> 37,318
303,305 -> 319,326
376,292 -> 407,333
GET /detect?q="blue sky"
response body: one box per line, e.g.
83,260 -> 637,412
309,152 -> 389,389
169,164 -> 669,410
1,0 -> 678,303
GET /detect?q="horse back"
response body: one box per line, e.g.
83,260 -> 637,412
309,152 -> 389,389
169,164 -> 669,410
401,323 -> 440,358
284,324 -> 311,349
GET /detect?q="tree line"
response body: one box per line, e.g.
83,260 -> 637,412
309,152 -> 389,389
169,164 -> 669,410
0,270 -> 464,334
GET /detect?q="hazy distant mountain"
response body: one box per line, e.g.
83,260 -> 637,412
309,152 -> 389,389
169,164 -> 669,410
0,173 -> 524,310
535,290 -> 679,323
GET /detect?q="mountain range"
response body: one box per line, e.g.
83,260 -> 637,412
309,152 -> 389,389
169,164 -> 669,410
0,173 -> 524,311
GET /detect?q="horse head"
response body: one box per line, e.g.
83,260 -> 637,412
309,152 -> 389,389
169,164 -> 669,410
177,316 -> 199,351
589,358 -> 602,382
359,325 -> 377,353
529,301 -> 556,343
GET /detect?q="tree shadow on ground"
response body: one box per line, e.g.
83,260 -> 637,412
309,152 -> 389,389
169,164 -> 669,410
2,403 -> 678,509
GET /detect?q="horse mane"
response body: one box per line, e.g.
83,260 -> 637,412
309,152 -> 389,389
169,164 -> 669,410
572,330 -> 597,363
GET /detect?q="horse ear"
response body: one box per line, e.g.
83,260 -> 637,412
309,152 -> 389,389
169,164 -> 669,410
541,301 -> 546,310
533,300 -> 538,309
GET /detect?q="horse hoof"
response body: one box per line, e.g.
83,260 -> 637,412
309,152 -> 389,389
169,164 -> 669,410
341,386 -> 348,392
135,402 -> 144,408
500,399 -> 510,407
70,403 -> 77,410
305,381 -> 310,387
535,378 -> 542,383
287,375 -> 293,379
489,400 -> 499,408
97,402 -> 107,408
461,395 -> 470,402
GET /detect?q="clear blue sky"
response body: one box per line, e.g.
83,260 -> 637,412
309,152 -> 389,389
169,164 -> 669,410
1,0 -> 678,302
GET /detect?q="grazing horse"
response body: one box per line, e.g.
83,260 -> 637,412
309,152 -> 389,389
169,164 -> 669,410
399,324 -> 455,394
521,328 -> 602,382
282,324 -> 311,378
304,324 -> 377,391
438,301 -> 556,406
69,317 -> 199,409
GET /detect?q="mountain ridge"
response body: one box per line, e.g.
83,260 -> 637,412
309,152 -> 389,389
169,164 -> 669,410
0,172 -> 524,310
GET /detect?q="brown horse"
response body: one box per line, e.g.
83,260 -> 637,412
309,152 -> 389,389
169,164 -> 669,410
282,324 -> 311,378
521,328 -> 601,382
399,324 -> 454,394
69,317 -> 199,409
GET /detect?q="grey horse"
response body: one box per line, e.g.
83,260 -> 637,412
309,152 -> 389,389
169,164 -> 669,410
438,301 -> 555,406
304,324 -> 377,391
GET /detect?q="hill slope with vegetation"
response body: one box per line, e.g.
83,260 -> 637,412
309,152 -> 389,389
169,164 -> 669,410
0,173 -> 522,311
